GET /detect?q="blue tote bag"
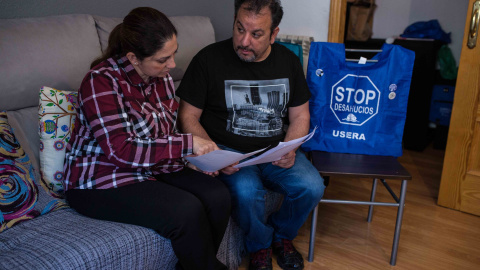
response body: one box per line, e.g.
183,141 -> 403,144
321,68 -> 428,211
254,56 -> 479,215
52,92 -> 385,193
302,42 -> 415,157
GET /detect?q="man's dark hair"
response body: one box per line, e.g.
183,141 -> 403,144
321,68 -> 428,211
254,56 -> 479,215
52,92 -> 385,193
234,0 -> 284,35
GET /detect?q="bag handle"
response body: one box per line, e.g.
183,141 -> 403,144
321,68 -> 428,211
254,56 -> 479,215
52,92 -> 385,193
353,0 -> 374,8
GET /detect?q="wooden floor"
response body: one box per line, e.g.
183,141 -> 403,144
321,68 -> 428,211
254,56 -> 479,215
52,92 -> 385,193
238,144 -> 480,269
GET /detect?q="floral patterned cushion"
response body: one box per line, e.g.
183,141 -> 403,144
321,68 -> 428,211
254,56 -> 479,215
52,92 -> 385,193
38,86 -> 78,198
0,111 -> 67,233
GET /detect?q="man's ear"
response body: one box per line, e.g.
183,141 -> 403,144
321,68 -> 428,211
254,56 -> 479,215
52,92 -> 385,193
270,27 -> 280,44
126,52 -> 139,65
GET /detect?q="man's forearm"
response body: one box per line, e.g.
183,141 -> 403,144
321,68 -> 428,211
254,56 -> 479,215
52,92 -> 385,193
284,102 -> 310,142
284,116 -> 309,142
178,100 -> 213,141
180,116 -> 212,141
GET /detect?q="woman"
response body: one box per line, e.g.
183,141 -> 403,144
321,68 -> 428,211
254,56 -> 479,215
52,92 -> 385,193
63,7 -> 230,270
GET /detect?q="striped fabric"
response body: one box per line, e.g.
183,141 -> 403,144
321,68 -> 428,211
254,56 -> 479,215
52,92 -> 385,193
0,192 -> 283,270
0,208 -> 177,270
64,56 -> 193,191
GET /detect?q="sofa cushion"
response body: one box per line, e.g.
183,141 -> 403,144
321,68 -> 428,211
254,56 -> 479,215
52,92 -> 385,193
91,15 -> 121,52
6,107 -> 42,181
92,15 -> 215,82
0,112 -> 67,233
168,16 -> 216,75
38,87 -> 78,197
0,208 -> 177,270
0,14 -> 102,111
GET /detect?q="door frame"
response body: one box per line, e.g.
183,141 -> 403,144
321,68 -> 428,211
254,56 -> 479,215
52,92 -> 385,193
328,0 -> 348,43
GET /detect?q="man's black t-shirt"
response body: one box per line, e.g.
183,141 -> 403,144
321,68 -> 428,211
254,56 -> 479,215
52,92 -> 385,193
177,38 -> 311,153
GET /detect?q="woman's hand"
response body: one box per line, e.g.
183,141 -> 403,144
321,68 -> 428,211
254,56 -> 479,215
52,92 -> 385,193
185,161 -> 219,176
188,136 -> 220,176
272,150 -> 296,169
220,162 -> 240,175
192,135 -> 220,155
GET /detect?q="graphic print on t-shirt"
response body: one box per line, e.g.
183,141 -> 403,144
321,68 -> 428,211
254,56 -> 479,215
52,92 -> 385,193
225,79 -> 290,137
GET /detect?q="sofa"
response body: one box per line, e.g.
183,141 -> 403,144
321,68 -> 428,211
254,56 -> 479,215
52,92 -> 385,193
0,13 -> 282,270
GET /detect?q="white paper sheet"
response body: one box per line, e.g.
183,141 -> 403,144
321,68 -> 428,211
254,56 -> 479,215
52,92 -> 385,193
185,147 -> 267,172
185,127 -> 316,172
234,127 -> 316,168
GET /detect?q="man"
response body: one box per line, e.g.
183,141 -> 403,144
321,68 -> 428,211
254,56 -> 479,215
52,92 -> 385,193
177,1 -> 325,269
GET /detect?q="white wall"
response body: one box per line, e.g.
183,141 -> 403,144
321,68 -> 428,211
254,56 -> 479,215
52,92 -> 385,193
0,0 -> 331,43
280,0 -> 331,42
372,0 -> 470,65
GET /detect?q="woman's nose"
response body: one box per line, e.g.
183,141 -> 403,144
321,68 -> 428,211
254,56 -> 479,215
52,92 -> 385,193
167,54 -> 176,69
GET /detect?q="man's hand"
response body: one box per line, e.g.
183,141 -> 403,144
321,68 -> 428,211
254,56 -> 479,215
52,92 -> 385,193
272,150 -> 296,168
273,102 -> 308,169
220,162 -> 240,175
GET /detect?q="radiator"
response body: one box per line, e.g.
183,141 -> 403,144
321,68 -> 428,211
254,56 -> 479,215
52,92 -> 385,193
275,34 -> 314,73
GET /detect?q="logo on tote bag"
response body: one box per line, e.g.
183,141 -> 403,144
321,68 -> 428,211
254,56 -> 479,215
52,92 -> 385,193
331,74 -> 380,126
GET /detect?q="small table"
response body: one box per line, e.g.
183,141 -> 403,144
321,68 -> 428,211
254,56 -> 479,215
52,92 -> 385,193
308,151 -> 412,266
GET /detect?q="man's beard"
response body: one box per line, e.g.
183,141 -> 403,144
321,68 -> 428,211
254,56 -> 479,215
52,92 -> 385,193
236,46 -> 256,62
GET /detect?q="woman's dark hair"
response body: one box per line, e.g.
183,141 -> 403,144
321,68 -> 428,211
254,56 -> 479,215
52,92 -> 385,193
234,0 -> 283,36
91,7 -> 177,68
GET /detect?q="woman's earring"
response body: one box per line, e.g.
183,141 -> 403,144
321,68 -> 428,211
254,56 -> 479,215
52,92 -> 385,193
135,62 -> 138,65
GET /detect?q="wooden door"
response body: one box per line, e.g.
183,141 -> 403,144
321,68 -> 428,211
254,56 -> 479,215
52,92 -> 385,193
327,0 -> 348,43
328,0 -> 480,215
438,0 -> 480,216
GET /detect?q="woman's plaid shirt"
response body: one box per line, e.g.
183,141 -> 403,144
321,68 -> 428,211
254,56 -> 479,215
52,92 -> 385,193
64,56 -> 193,190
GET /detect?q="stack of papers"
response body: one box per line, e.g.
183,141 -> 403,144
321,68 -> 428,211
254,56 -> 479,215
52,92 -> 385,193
185,128 -> 316,172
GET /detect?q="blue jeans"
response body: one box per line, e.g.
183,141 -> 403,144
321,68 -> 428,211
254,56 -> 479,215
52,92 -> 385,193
218,146 -> 325,253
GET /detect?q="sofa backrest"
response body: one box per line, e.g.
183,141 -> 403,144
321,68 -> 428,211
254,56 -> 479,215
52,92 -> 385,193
93,15 -> 215,81
0,14 -> 216,112
0,14 -> 102,111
